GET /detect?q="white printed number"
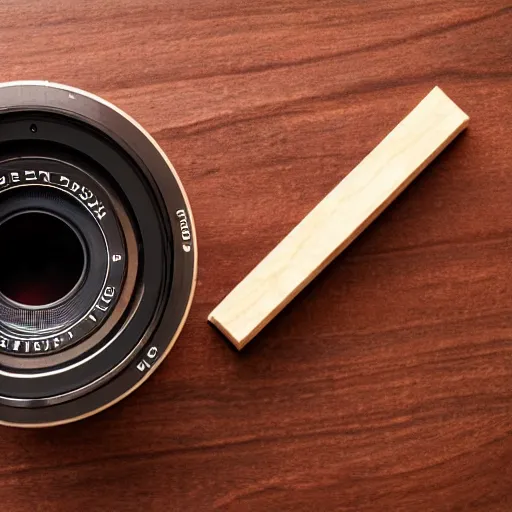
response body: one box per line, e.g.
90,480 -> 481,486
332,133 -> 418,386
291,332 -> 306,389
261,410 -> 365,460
136,347 -> 159,373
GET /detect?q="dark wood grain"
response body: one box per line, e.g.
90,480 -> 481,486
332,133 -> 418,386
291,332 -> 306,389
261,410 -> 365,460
0,1 -> 510,510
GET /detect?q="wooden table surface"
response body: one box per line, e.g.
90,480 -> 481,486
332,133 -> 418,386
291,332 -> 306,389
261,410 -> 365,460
0,1 -> 510,510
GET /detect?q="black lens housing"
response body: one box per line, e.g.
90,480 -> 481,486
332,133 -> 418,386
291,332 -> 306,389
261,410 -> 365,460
0,82 -> 197,427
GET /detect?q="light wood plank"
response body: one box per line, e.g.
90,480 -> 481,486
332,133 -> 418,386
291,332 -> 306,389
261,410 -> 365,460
208,87 -> 469,350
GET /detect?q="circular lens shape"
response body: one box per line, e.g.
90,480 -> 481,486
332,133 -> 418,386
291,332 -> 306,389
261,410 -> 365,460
0,211 -> 86,307
0,81 -> 197,427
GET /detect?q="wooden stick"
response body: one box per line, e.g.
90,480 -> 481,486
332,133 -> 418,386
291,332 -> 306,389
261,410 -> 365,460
209,87 -> 469,350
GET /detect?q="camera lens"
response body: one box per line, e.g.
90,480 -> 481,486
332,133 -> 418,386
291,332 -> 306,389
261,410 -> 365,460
0,81 -> 197,427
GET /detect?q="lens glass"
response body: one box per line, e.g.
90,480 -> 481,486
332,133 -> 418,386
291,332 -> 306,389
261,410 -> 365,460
0,211 -> 85,307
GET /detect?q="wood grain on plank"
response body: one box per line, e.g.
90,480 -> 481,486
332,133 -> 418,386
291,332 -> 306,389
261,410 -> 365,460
209,87 -> 469,349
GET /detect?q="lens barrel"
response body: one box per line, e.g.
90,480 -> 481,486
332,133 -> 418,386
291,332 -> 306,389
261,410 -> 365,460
0,81 -> 197,427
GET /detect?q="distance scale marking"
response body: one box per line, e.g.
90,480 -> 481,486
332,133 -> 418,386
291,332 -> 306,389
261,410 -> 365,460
0,168 -> 107,221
